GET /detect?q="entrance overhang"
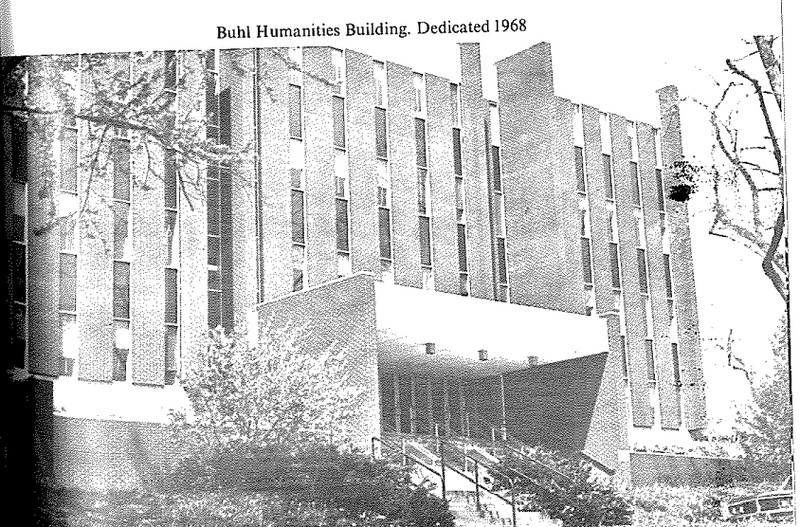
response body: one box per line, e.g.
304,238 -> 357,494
374,281 -> 608,379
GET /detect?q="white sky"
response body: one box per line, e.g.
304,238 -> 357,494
2,0 -> 794,433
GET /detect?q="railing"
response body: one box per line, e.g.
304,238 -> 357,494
373,433 -> 519,527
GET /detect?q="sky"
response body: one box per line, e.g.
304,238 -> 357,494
1,0 -> 793,432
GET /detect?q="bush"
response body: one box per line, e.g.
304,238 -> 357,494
495,448 -> 633,526
166,444 -> 454,527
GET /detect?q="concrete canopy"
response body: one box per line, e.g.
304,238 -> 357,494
374,279 -> 609,379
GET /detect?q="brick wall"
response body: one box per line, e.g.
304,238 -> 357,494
496,43 -> 584,314
459,43 -> 494,300
425,73 -> 459,295
629,451 -> 745,487
658,86 -> 706,430
386,61 -> 421,288
345,49 -> 381,276
302,47 -> 337,287
256,273 -> 380,450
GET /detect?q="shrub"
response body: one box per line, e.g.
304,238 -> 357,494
495,448 -> 633,526
167,444 -> 454,527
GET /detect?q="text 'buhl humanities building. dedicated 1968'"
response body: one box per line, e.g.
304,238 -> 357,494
3,42 -> 706,489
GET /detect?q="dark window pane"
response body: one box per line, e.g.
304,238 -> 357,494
664,254 -> 673,298
492,146 -> 501,191
333,96 -> 346,149
289,84 -> 302,139
12,182 -> 26,242
205,49 -> 216,71
164,51 -> 177,90
336,198 -> 349,252
112,348 -> 128,382
638,248 -> 648,293
12,116 -> 28,182
60,127 -> 78,192
581,237 -> 593,284
207,179 -> 220,235
113,261 -> 130,319
219,88 -> 231,146
457,224 -> 467,273
292,269 -> 304,292
415,118 -> 427,167
630,162 -> 640,206
655,168 -> 665,211
419,216 -> 432,267
113,201 -> 130,260
208,267 -> 221,291
207,236 -> 220,268
206,76 -> 219,129
59,253 -> 77,312
291,189 -> 305,244
672,343 -> 681,384
375,107 -> 387,159
497,238 -> 508,284
208,290 -> 221,328
610,242 -> 621,288
164,150 -> 178,209
620,336 -> 628,378
12,244 -> 26,303
113,139 -> 130,201
165,268 -> 178,324
453,128 -> 462,175
417,169 -> 428,215
379,207 -> 392,259
603,154 -> 613,199
575,146 -> 586,192
165,325 -> 178,380
165,210 -> 178,267
645,339 -> 656,381
450,83 -> 459,125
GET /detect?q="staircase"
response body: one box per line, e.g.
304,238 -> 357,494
372,434 -> 561,527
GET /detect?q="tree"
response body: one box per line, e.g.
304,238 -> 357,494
170,318 -> 365,454
734,316 -> 792,482
671,36 -> 786,301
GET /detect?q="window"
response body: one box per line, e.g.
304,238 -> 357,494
600,112 -> 611,154
653,169 -> 665,211
112,131 -> 132,381
491,145 -> 502,191
453,128 -> 462,175
413,73 -> 425,115
457,224 -> 468,273
292,244 -> 307,292
450,83 -> 461,127
333,95 -> 346,148
375,107 -> 387,158
331,48 -> 345,95
645,339 -> 656,381
113,319 -> 130,382
581,238 -> 593,285
419,216 -> 432,267
59,254 -> 77,313
165,150 -> 180,384
60,127 -> 78,193
415,118 -> 427,168
59,135 -> 79,375
637,248 -> 648,293
627,120 -> 638,160
380,259 -> 394,284
336,198 -> 350,252
575,146 -> 586,193
417,169 -> 430,215
603,154 -> 613,199
672,343 -> 681,385
421,267 -> 434,290
374,61 -> 387,107
620,335 -> 629,379
664,254 -> 673,299
573,104 -> 584,147
455,177 -> 465,223
642,294 -> 653,338
497,238 -> 508,285
291,189 -> 306,244
610,243 -> 621,289
379,207 -> 392,260
289,83 -> 302,139
113,261 -> 130,320
164,51 -> 177,91
630,162 -> 641,206
489,104 -> 501,146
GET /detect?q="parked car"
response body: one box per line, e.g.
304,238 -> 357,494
721,485 -> 794,522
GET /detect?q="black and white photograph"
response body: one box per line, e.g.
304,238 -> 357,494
0,1 -> 793,525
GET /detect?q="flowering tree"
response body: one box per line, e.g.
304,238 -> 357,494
171,319 -> 364,454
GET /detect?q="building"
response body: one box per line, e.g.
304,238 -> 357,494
3,42 -> 706,490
